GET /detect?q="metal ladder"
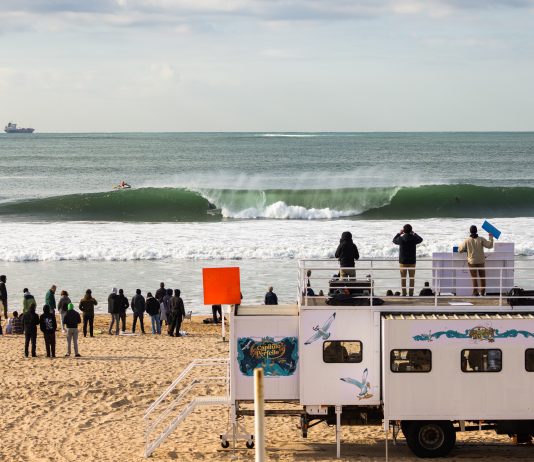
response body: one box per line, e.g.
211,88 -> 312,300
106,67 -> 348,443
144,358 -> 230,458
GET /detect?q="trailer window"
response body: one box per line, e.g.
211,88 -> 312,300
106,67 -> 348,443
390,349 -> 431,372
323,341 -> 362,363
461,349 -> 502,372
525,349 -> 534,371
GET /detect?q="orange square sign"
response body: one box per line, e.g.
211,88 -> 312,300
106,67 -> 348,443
202,267 -> 241,305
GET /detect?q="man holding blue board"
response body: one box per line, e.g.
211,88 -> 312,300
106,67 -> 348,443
458,225 -> 494,296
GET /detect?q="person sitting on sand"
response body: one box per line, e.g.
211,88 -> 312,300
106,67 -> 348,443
57,290 -> 71,333
39,305 -> 57,358
335,231 -> 359,279
64,303 -> 81,357
22,303 -> 39,358
145,292 -> 161,335
419,282 -> 435,297
264,286 -> 278,305
11,311 -> 23,335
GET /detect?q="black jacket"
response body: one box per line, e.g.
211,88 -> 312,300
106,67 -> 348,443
118,294 -> 129,314
131,294 -> 146,314
264,291 -> 278,305
335,232 -> 359,268
0,281 -> 7,302
40,313 -> 57,333
145,297 -> 160,316
108,293 -> 120,314
64,310 -> 81,328
393,232 -> 423,265
79,297 -> 98,317
155,287 -> 166,302
22,311 -> 40,334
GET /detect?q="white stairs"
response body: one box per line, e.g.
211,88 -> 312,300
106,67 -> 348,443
144,358 -> 231,458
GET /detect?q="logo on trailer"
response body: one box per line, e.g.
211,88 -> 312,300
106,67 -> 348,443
413,324 -> 534,342
237,336 -> 298,377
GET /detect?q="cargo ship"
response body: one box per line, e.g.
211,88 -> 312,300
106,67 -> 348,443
4,122 -> 35,133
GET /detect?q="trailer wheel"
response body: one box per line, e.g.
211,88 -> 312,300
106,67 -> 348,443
405,421 -> 456,458
246,440 -> 255,449
221,440 -> 230,449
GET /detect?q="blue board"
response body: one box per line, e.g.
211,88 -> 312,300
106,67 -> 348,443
482,220 -> 501,240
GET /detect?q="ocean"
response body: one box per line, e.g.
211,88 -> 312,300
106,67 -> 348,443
1,132 -> 533,313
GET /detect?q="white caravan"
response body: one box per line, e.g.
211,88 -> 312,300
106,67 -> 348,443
145,245 -> 534,458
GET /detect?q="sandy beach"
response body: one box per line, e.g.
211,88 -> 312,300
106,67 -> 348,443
0,314 -> 532,461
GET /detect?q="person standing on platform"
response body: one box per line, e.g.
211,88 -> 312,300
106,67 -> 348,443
57,290 -> 71,333
64,303 -> 81,357
45,285 -> 57,317
335,231 -> 359,279
0,275 -> 8,319
22,304 -> 39,357
145,292 -> 161,334
264,287 -> 278,305
79,289 -> 98,337
393,224 -> 423,297
131,289 -> 146,334
459,225 -> 494,296
40,305 -> 57,358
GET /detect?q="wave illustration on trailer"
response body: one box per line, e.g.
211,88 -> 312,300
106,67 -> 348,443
0,184 -> 533,221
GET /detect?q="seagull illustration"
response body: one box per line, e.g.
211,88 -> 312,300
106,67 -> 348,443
304,313 -> 336,345
340,368 -> 372,400
242,339 -> 254,351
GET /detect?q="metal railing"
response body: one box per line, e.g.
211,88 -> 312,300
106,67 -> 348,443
297,257 -> 534,308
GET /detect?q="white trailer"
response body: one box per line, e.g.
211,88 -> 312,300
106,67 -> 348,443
145,253 -> 534,458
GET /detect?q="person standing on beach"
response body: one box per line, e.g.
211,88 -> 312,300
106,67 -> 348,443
155,282 -> 166,302
335,231 -> 359,279
459,225 -> 494,296
39,305 -> 57,358
57,290 -> 71,333
45,285 -> 57,317
64,303 -> 81,357
108,288 -> 120,335
79,289 -> 98,338
22,288 -> 36,315
118,289 -> 129,333
393,224 -> 423,297
22,303 -> 39,357
131,289 -> 146,334
145,292 -> 161,334
212,305 -> 222,323
168,289 -> 185,337
264,287 -> 278,305
0,275 -> 8,319
161,288 -> 172,327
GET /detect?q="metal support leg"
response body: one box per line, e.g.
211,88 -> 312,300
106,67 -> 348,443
335,405 -> 342,458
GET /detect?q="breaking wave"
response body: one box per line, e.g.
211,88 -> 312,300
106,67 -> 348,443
0,184 -> 533,221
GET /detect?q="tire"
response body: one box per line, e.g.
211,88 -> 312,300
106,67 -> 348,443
221,440 -> 230,449
405,421 -> 456,458
246,440 -> 255,449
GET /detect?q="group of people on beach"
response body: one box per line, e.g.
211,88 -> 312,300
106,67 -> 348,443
0,279 -> 187,358
335,224 -> 494,296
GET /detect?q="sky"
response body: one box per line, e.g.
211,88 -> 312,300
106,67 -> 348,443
1,0 -> 534,132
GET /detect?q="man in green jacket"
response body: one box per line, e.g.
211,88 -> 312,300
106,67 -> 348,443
45,285 -> 57,316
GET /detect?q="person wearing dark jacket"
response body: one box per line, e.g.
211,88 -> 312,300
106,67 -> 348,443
168,289 -> 185,337
79,289 -> 98,337
11,311 -> 24,335
118,289 -> 129,333
57,290 -> 71,333
131,289 -> 146,334
108,288 -> 120,335
0,274 -> 8,319
45,285 -> 57,317
155,282 -> 166,302
145,292 -> 161,334
393,224 -> 423,296
264,287 -> 278,305
64,303 -> 81,357
335,231 -> 359,278
39,305 -> 57,357
161,288 -> 172,326
22,304 -> 39,357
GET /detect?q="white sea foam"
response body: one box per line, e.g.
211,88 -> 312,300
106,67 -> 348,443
222,201 -> 359,220
0,218 -> 533,262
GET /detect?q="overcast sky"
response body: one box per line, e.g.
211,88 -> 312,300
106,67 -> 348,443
1,0 -> 533,132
